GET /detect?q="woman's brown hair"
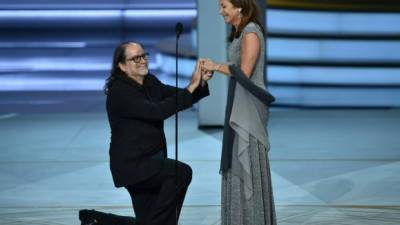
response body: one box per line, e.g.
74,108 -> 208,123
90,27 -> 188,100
228,0 -> 266,42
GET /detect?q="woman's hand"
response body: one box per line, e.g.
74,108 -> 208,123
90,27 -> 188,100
201,58 -> 219,72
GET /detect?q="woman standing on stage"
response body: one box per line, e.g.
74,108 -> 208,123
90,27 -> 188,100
201,0 -> 277,224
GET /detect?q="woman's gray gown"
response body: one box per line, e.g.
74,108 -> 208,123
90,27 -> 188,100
221,22 -> 277,225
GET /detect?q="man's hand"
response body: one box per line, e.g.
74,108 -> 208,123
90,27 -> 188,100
187,60 -> 202,93
201,68 -> 213,82
198,59 -> 212,84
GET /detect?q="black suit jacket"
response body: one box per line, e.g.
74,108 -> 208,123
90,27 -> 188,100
106,73 -> 209,187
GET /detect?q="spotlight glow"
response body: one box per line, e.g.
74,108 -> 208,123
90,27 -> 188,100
0,9 -> 196,18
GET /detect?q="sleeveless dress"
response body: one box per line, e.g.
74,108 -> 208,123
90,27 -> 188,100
221,22 -> 277,225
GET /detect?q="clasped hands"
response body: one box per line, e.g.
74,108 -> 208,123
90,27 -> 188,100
187,58 -> 219,93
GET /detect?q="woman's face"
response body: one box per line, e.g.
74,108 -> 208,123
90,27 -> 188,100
219,0 -> 241,25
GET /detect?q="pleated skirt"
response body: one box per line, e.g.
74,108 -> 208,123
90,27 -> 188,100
221,135 -> 277,225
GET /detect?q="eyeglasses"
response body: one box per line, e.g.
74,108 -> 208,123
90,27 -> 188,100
126,52 -> 149,63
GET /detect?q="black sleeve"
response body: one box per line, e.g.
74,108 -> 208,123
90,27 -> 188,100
229,65 -> 275,105
146,74 -> 177,98
109,85 -> 194,121
191,82 -> 210,103
161,83 -> 178,98
156,76 -> 209,102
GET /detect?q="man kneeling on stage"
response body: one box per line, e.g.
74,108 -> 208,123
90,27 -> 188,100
80,41 -> 210,225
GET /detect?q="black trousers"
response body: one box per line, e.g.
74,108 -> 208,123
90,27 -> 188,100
125,157 -> 192,225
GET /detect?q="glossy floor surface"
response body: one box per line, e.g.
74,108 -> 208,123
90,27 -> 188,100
0,91 -> 399,225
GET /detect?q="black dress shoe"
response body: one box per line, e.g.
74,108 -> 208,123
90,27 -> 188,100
79,209 -> 100,225
79,209 -> 136,225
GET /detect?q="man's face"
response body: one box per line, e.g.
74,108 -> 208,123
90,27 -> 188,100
119,43 -> 149,80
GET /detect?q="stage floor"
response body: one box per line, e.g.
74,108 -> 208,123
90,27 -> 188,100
0,93 -> 399,224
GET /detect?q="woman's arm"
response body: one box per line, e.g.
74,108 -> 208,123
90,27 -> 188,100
201,58 -> 230,76
201,32 -> 261,78
239,32 -> 260,78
